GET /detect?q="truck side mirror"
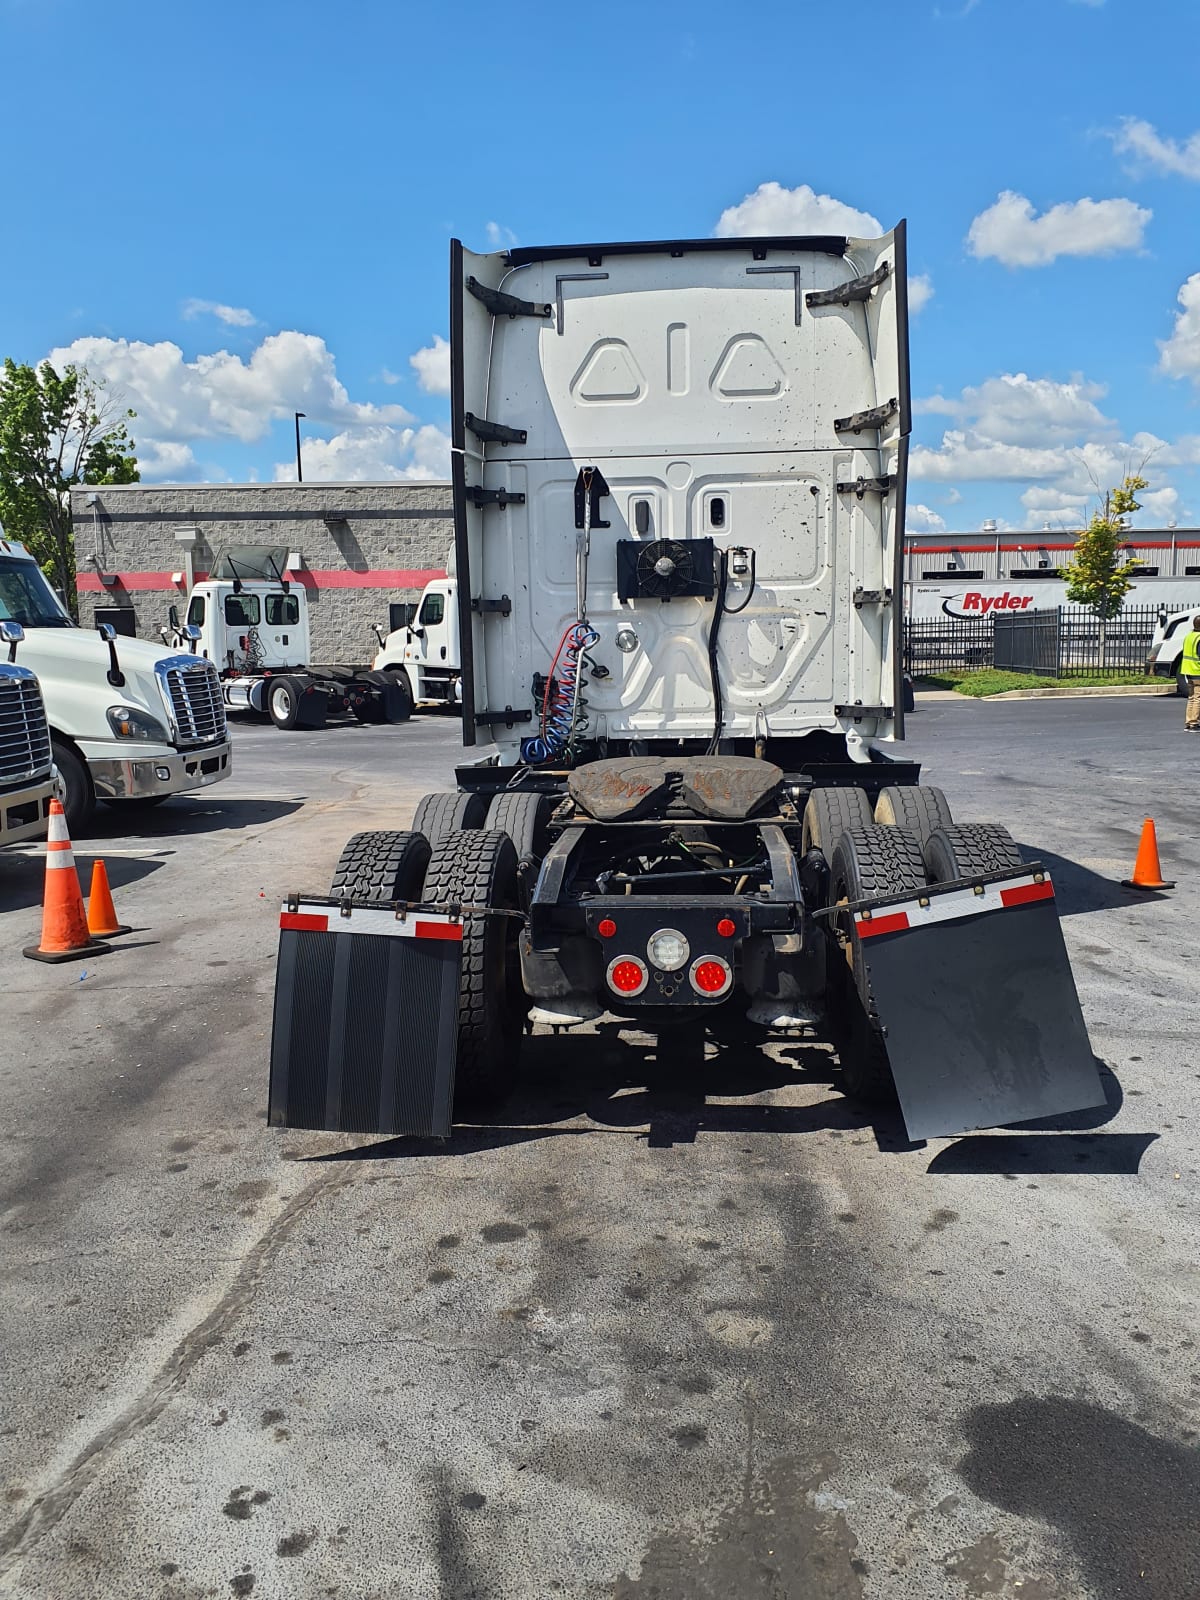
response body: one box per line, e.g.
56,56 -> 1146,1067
184,624 -> 201,654
372,624 -> 386,650
0,619 -> 24,663
96,620 -> 125,688
168,604 -> 180,630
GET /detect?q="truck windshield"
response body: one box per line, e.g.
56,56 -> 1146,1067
0,557 -> 73,628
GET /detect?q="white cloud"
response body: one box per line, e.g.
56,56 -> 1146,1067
914,372 -> 1115,448
907,503 -> 946,533
908,274 -> 934,314
409,335 -> 451,397
135,439 -> 201,481
1137,485 -> 1181,521
1113,117 -> 1200,178
966,190 -> 1151,267
1159,273 -> 1200,382
273,424 -> 450,483
485,221 -> 518,250
182,299 -> 258,328
46,330 -> 414,449
715,182 -> 882,239
378,367 -> 403,385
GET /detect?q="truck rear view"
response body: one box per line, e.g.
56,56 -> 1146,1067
269,227 -> 1104,1145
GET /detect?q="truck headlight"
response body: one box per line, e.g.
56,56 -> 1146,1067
107,705 -> 170,741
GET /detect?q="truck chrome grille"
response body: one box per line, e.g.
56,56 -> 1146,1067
0,670 -> 53,787
162,660 -> 226,746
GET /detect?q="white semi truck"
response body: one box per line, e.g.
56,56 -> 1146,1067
268,225 -> 1104,1145
1146,605 -> 1199,691
0,534 -> 231,832
0,621 -> 56,848
161,546 -> 414,729
371,570 -> 463,708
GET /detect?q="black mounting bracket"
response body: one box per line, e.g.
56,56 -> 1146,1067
474,707 -> 533,728
806,261 -> 890,308
466,276 -> 553,320
834,703 -> 894,721
464,412 -> 527,446
852,587 -> 892,608
836,474 -> 893,498
574,465 -> 611,530
465,486 -> 526,509
834,397 -> 899,434
470,595 -> 513,616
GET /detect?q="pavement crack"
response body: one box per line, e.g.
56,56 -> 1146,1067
0,1169 -> 350,1579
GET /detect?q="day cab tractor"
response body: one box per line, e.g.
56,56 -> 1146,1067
268,226 -> 1104,1145
163,546 -> 414,730
370,570 -> 463,710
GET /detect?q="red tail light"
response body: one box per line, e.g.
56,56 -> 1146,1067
607,956 -> 648,996
716,917 -> 736,938
689,956 -> 732,997
597,917 -> 617,939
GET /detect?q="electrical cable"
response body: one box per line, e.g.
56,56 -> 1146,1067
706,548 -> 757,752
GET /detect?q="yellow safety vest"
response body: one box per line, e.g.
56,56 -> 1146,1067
1184,630 -> 1200,678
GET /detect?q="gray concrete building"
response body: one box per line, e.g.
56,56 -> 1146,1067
71,482 -> 454,663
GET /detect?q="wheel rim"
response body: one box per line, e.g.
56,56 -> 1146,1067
271,683 -> 291,716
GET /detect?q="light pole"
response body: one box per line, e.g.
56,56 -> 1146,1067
294,412 -> 306,483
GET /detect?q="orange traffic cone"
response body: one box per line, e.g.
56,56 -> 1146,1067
87,860 -> 130,937
1122,818 -> 1175,892
23,800 -> 111,963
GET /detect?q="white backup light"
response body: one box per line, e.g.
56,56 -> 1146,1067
647,928 -> 690,972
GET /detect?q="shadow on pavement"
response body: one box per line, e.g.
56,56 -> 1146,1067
1016,843 -> 1133,916
0,851 -> 165,913
959,1395 -> 1200,1600
76,796 -> 303,841
305,1019 -> 944,1162
928,1132 -> 1157,1176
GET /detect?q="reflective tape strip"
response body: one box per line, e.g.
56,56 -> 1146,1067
46,849 -> 76,870
279,903 -> 463,941
47,811 -> 70,845
855,872 -> 1054,940
999,879 -> 1055,909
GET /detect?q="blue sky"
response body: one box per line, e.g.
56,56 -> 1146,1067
2,0 -> 1199,532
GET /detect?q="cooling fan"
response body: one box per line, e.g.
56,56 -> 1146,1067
616,536 -> 716,602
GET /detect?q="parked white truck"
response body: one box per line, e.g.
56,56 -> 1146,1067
0,620 -> 56,847
0,533 -> 231,832
1146,605 -> 1200,692
268,225 -> 1105,1146
371,570 -> 463,708
161,546 -> 414,729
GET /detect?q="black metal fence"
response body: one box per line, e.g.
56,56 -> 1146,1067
903,616 -> 994,674
905,604 -> 1161,680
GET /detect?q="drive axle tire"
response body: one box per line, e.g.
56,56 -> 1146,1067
923,823 -> 1023,883
874,784 -> 953,843
484,791 -> 552,863
412,790 -> 489,848
267,675 -> 302,730
829,824 -> 926,1105
801,786 -> 874,858
330,830 -> 431,902
421,829 -> 521,1108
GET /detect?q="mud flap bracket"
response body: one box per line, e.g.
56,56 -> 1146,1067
268,899 -> 462,1138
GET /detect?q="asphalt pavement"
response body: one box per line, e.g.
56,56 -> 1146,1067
1,695 -> 1198,1600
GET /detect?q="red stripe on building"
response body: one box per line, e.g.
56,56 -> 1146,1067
855,911 -> 911,939
279,912 -> 330,932
414,920 -> 464,942
77,567 -> 446,593
999,880 -> 1055,909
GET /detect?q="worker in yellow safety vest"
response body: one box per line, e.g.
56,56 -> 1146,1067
1183,614 -> 1200,731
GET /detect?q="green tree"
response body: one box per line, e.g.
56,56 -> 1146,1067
1062,474 -> 1147,662
0,359 -> 139,611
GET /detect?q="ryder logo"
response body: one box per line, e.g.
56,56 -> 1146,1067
941,591 -> 1036,619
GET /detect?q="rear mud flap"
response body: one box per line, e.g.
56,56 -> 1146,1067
268,900 -> 461,1138
854,872 -> 1105,1140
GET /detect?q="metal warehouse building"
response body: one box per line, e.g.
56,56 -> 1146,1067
71,482 -> 454,663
